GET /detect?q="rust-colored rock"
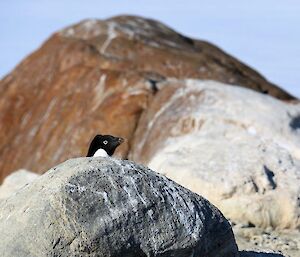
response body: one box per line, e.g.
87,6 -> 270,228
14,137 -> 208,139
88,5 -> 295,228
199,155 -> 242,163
0,15 -> 295,181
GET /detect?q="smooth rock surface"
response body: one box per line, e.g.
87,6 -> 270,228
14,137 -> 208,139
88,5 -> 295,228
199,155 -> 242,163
0,15 -> 295,182
0,157 -> 238,257
130,79 -> 300,229
0,169 -> 38,200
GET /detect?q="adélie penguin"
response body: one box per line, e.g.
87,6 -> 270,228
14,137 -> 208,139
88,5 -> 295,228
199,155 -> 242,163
86,134 -> 124,157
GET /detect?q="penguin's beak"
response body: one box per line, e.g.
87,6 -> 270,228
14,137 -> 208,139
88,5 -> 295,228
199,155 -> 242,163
117,137 -> 124,145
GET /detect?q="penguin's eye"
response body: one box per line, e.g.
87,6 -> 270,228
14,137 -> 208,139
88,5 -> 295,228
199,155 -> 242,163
103,140 -> 108,145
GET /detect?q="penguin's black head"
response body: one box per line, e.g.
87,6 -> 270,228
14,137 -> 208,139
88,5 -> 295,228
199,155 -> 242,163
86,134 -> 124,157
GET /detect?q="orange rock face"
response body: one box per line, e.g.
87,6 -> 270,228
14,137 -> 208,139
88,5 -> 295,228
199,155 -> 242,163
0,15 -> 295,181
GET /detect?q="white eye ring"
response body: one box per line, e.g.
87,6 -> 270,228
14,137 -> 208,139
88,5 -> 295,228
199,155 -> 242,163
103,140 -> 108,145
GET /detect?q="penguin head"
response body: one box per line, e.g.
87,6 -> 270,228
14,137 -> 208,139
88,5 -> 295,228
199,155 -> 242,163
87,134 -> 124,157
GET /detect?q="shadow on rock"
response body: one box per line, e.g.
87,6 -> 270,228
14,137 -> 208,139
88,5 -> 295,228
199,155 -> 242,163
239,250 -> 285,257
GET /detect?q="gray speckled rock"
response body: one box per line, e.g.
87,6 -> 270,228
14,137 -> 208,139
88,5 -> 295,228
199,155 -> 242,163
0,157 -> 238,257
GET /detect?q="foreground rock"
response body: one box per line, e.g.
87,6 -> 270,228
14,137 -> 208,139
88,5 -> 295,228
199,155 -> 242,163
0,169 -> 38,200
130,79 -> 300,230
0,158 -> 238,257
0,15 -> 295,181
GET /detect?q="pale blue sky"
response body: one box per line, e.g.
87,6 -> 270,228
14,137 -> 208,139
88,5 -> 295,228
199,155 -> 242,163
0,1 -> 299,98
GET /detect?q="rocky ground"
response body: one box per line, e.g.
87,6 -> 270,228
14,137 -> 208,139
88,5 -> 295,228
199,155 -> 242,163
234,225 -> 300,257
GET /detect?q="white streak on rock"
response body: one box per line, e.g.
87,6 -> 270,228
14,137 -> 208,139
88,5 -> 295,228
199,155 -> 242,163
92,74 -> 106,111
100,22 -> 117,55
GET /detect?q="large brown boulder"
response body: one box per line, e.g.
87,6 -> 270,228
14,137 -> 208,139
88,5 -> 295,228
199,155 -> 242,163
0,15 -> 295,181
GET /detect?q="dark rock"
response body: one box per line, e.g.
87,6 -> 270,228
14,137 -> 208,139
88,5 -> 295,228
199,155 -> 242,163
0,158 -> 238,257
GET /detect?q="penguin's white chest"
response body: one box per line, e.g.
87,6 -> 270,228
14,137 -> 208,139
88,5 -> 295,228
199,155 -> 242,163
93,148 -> 109,157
